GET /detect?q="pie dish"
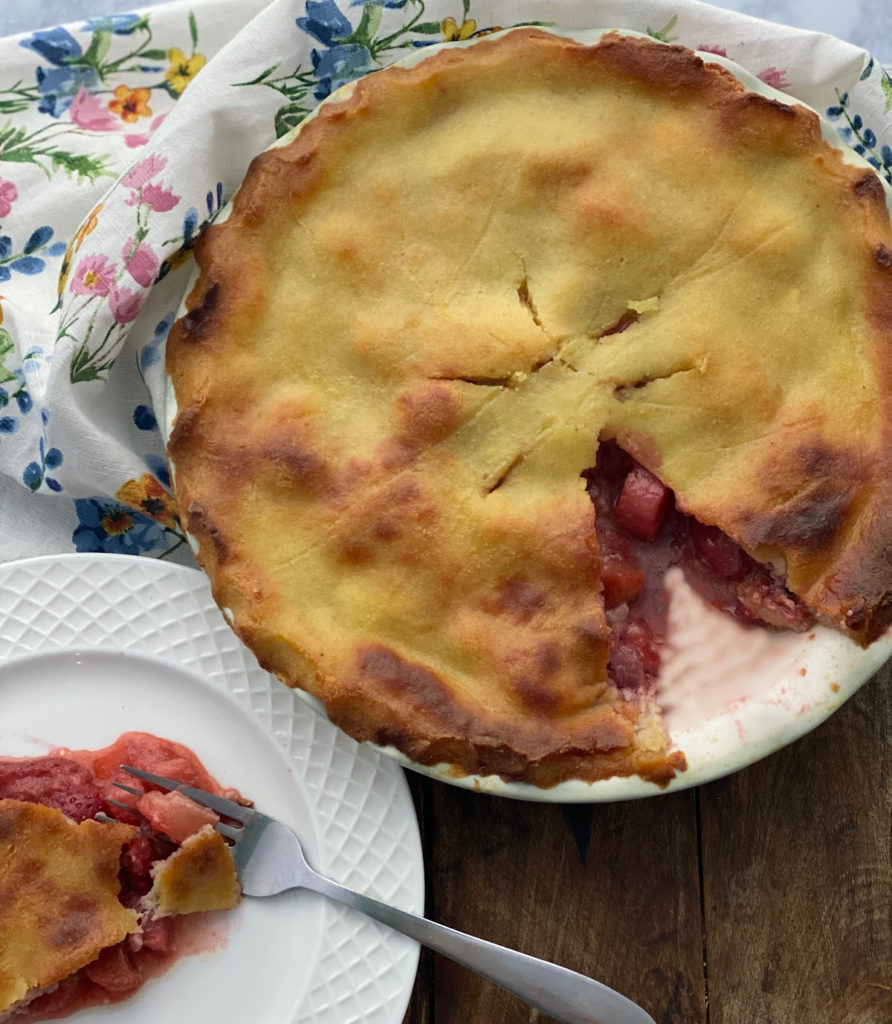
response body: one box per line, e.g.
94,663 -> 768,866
0,733 -> 241,1022
166,29 -> 892,789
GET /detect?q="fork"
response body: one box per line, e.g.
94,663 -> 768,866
120,765 -> 655,1024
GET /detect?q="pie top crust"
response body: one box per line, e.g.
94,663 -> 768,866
0,800 -> 137,1014
167,30 -> 892,787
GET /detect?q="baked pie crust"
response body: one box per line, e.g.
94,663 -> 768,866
167,30 -> 892,787
147,825 -> 241,917
0,800 -> 137,1015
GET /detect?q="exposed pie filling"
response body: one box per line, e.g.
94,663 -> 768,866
0,733 -> 241,1023
586,441 -> 815,697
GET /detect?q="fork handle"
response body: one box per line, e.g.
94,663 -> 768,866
306,870 -> 654,1024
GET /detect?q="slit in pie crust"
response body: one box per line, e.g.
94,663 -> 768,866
166,30 -> 892,788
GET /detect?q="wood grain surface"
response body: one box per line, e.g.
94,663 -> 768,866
403,663 -> 891,1024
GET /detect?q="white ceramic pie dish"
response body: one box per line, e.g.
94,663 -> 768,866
163,27 -> 892,802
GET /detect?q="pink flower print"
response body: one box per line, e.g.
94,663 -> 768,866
125,113 -> 166,149
109,284 -> 142,324
140,182 -> 180,212
123,238 -> 159,287
758,67 -> 790,90
698,44 -> 728,57
70,254 -> 116,296
0,179 -> 18,218
70,87 -> 118,131
121,153 -> 167,190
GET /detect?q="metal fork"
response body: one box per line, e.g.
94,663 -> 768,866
121,765 -> 655,1024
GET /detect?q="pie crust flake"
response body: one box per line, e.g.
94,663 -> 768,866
147,825 -> 241,917
166,30 -> 892,787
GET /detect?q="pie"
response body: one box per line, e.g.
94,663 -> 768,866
166,29 -> 892,788
0,733 -> 241,1021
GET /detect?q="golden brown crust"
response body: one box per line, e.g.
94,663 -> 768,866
0,800 -> 137,1013
147,825 -> 240,916
167,30 -> 892,787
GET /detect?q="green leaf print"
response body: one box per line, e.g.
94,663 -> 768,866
0,328 -> 17,386
647,15 -> 679,43
411,22 -> 444,35
882,68 -> 892,113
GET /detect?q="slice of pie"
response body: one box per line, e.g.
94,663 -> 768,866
0,801 -> 138,1017
166,29 -> 892,788
0,733 -> 241,1022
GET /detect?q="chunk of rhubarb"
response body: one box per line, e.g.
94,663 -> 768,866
136,789 -> 219,845
614,466 -> 671,541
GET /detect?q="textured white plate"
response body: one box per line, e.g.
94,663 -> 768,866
0,553 -> 423,1024
165,27 -> 892,804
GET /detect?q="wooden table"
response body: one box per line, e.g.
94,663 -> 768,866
402,662 -> 890,1023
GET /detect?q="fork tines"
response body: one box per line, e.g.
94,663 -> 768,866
113,781 -> 142,796
120,764 -> 250,822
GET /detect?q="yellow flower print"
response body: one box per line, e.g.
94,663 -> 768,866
57,202 -> 103,303
115,473 -> 179,531
441,17 -> 477,42
101,509 -> 134,537
109,85 -> 153,123
165,48 -> 206,94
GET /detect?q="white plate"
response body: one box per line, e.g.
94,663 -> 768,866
0,553 -> 423,1024
165,27 -> 892,804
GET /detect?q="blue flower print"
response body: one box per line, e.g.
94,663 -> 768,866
0,379 -> 32,416
138,313 -> 173,375
0,373 -> 32,429
0,227 -> 67,282
20,27 -> 99,117
311,44 -> 375,99
296,0 -> 376,99
0,336 -> 41,435
826,89 -> 892,184
297,1 -> 354,46
23,435 -> 63,493
181,207 -> 199,246
145,453 -> 171,489
133,404 -> 157,431
35,65 -> 99,118
20,27 -> 82,65
73,497 -> 166,555
82,14 -> 142,34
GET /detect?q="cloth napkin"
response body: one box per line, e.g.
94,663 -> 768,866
0,0 -> 889,566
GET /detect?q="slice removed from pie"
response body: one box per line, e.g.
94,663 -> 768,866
166,29 -> 892,788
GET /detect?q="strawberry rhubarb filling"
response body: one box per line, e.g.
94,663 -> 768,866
585,442 -> 815,697
0,733 -> 241,1023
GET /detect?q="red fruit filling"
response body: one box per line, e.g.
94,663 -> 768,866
0,733 -> 237,1023
0,758 -> 102,822
585,441 -> 815,694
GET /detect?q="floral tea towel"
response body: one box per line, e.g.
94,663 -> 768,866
0,0 -> 889,566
